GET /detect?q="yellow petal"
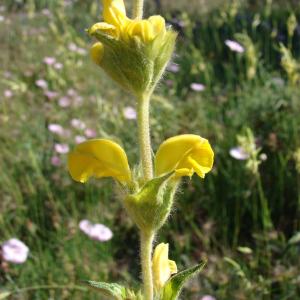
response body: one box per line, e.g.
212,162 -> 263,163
90,42 -> 104,65
124,20 -> 154,43
89,22 -> 118,37
152,243 -> 177,291
124,16 -> 166,43
67,139 -> 131,184
155,134 -> 214,178
148,15 -> 166,37
102,0 -> 128,27
169,260 -> 178,274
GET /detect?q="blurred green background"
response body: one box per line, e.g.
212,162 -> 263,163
0,0 -> 300,299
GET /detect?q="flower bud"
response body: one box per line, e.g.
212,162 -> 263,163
90,22 -> 118,38
90,42 -> 104,65
152,243 -> 177,292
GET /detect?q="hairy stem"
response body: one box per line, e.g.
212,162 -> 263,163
140,230 -> 155,300
133,0 -> 144,19
137,93 -> 153,181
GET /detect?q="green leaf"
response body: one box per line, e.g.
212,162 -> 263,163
124,173 -> 177,231
82,281 -> 126,300
237,246 -> 253,254
224,257 -> 245,278
161,261 -> 206,300
282,231 -> 300,255
287,231 -> 300,246
0,291 -> 11,299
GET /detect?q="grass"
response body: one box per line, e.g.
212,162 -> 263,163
0,0 -> 300,299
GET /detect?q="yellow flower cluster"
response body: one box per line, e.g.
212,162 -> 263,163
68,134 -> 214,184
89,0 -> 166,65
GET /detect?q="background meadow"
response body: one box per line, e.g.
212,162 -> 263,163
0,0 -> 300,299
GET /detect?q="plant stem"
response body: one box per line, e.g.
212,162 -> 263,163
140,230 -> 155,300
137,93 -> 153,181
257,175 -> 273,230
133,0 -> 144,19
12,285 -> 86,295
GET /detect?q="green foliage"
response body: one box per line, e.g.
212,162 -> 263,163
83,281 -> 144,300
82,281 -> 127,300
124,173 -> 176,231
161,262 -> 206,300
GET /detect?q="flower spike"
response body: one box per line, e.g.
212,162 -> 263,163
88,0 -> 176,95
68,139 -> 131,184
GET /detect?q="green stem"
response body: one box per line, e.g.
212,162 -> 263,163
137,93 -> 153,181
133,0 -> 144,19
140,230 -> 155,300
11,285 -> 86,295
257,175 -> 273,230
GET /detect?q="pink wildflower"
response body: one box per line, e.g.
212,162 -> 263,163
229,147 -> 250,160
190,83 -> 205,92
79,220 -> 113,242
4,89 -> 13,98
84,128 -> 97,138
54,62 -> 63,70
75,135 -> 86,144
35,79 -> 48,89
48,123 -> 65,136
1,238 -> 29,264
167,62 -> 180,73
123,106 -> 137,120
51,156 -> 61,166
54,143 -> 69,154
71,118 -> 86,130
58,97 -> 71,107
225,40 -> 245,53
43,57 -> 56,65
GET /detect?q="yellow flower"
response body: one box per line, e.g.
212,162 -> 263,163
90,0 -> 166,43
123,16 -> 166,43
102,0 -> 128,28
155,134 -> 214,178
68,135 -> 213,185
88,0 -> 176,95
90,42 -> 104,65
152,243 -> 177,291
67,139 -> 131,184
